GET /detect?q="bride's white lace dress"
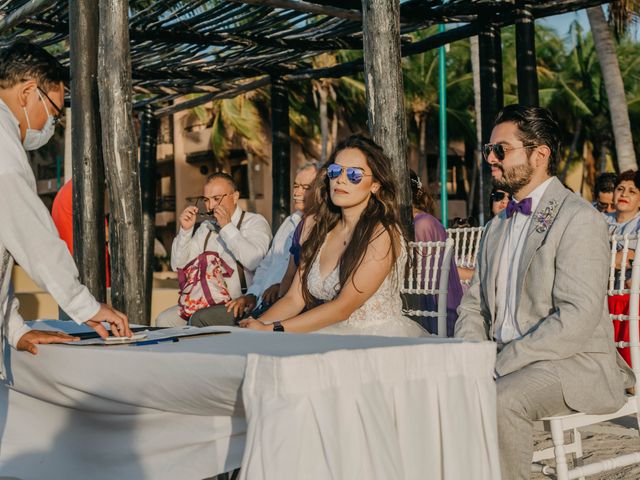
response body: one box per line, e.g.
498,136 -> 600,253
308,243 -> 428,337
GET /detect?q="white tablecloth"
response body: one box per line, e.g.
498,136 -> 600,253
241,343 -> 500,480
0,321 -> 499,479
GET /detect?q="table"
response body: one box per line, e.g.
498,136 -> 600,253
0,321 -> 500,480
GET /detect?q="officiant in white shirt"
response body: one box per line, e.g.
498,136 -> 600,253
0,40 -> 130,367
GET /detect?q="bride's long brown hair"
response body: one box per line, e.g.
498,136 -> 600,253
300,135 -> 406,307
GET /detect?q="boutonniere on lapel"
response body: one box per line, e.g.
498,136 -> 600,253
534,200 -> 559,233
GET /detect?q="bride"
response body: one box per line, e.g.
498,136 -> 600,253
240,135 -> 427,337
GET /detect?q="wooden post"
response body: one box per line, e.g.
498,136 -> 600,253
69,0 -> 106,302
478,20 -> 504,219
270,75 -> 290,233
515,1 -> 539,106
361,0 -> 411,232
139,106 -> 158,319
98,0 -> 148,323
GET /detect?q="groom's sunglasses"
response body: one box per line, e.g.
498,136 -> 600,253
490,191 -> 511,202
326,163 -> 372,184
482,143 -> 536,161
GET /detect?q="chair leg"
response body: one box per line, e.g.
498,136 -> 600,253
570,428 -> 585,480
550,420 -> 570,480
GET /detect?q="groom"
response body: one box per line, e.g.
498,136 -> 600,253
455,105 -> 633,479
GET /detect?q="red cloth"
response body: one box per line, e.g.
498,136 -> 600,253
608,294 -> 632,366
51,180 -> 111,287
51,180 -> 74,254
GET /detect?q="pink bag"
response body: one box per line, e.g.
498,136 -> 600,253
177,230 -> 234,320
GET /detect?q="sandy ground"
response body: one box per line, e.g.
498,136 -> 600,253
531,415 -> 640,479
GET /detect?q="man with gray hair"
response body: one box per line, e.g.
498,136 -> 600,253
191,162 -> 318,326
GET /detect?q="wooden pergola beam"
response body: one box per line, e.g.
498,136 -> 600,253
270,75 -> 291,232
227,0 -> 362,22
515,1 -> 539,106
139,105 -> 158,318
19,18 -> 363,51
69,0 -> 106,302
153,22 -> 479,117
0,0 -> 54,34
478,18 -> 504,220
98,0 -> 148,323
361,0 -> 412,229
154,76 -> 271,116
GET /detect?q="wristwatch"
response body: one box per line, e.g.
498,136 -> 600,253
273,321 -> 285,332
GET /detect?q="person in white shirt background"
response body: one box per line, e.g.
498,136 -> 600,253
218,163 -> 318,322
156,172 -> 272,327
0,39 -> 131,361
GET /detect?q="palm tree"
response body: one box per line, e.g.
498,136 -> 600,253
402,31 -> 475,187
311,54 -> 338,163
189,91 -> 269,169
469,35 -> 484,220
587,4 -> 637,171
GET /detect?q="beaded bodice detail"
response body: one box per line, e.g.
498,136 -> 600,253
306,242 -> 427,337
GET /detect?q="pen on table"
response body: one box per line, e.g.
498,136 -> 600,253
132,337 -> 179,346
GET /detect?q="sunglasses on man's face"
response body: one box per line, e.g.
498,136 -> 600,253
482,143 -> 535,162
490,191 -> 510,202
596,201 -> 615,212
326,163 -> 372,185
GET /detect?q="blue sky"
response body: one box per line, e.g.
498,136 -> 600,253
539,9 -> 639,42
539,10 -> 589,37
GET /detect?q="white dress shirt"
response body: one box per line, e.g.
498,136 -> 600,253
0,99 -> 100,349
246,210 -> 302,304
171,206 -> 272,299
495,177 -> 553,344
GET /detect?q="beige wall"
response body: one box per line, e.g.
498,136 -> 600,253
170,109 -> 317,229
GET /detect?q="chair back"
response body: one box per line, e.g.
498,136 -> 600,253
446,227 -> 484,269
608,233 -> 640,391
401,238 -> 454,337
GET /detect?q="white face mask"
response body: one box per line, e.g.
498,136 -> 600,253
22,90 -> 56,151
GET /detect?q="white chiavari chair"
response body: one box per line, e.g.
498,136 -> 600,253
401,238 -> 454,338
446,227 -> 484,286
532,233 -> 640,480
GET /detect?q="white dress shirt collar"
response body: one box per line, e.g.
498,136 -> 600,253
514,176 -> 554,215
230,205 -> 242,224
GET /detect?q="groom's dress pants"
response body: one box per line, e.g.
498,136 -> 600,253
496,361 -> 574,479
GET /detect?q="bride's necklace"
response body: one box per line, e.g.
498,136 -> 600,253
332,226 -> 352,247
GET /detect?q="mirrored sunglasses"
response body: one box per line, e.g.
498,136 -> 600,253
326,163 -> 371,184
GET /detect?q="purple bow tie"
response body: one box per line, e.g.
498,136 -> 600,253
505,197 -> 532,218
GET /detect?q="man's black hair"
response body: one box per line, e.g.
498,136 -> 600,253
593,172 -> 618,198
494,104 -> 561,176
0,38 -> 67,91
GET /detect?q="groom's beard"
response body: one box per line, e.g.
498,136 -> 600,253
492,160 -> 535,195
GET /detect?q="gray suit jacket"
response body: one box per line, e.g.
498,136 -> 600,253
455,177 -> 633,414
